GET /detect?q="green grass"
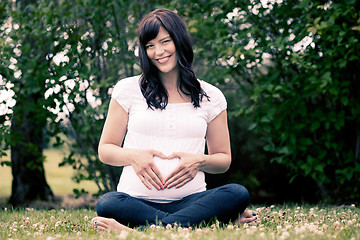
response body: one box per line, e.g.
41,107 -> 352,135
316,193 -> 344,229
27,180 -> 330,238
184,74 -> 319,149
0,147 -> 98,199
0,205 -> 359,239
1,147 -> 359,239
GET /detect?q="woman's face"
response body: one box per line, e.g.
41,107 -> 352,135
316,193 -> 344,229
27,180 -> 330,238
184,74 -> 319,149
145,26 -> 178,75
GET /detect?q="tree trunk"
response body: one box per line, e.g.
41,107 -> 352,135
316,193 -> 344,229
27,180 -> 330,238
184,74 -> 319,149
9,96 -> 54,206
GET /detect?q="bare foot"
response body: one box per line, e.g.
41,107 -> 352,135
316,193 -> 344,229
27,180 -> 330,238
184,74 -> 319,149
234,210 -> 257,225
92,216 -> 133,232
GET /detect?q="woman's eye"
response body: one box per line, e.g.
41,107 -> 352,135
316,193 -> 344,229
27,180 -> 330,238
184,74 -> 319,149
146,44 -> 154,49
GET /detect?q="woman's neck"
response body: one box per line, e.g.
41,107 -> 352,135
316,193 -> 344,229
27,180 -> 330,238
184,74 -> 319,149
160,69 -> 180,91
159,68 -> 191,103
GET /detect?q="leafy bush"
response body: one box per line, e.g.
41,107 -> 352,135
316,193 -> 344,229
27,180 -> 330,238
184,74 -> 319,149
1,0 -> 359,203
192,0 -> 360,202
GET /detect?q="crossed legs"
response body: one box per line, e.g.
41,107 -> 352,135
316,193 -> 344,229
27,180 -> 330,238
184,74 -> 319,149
92,184 -> 255,231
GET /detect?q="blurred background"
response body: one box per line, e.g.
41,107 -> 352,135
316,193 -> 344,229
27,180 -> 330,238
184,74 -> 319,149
0,0 -> 359,207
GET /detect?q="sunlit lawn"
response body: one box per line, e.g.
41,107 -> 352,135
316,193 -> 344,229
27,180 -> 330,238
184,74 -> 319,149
0,147 -> 98,200
0,205 -> 359,240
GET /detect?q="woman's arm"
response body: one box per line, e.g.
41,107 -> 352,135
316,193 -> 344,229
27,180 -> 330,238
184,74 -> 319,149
98,99 -> 166,190
164,110 -> 231,188
200,109 -> 232,173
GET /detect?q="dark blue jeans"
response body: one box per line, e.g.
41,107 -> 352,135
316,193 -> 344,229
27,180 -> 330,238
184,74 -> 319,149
96,183 -> 249,228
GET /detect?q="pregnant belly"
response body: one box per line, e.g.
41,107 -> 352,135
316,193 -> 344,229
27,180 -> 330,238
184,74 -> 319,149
117,157 -> 206,203
153,156 -> 180,179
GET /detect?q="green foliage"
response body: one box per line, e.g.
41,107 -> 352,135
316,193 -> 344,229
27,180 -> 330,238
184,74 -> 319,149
1,0 -> 359,202
42,0 -> 146,193
0,1 -> 13,164
186,0 -> 360,202
1,0 -> 172,194
1,0 -> 60,167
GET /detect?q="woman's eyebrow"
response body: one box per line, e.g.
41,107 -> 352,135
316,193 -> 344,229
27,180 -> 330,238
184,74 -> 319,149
159,36 -> 171,41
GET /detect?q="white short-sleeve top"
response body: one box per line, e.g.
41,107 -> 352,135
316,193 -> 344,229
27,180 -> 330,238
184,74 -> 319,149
112,75 -> 227,203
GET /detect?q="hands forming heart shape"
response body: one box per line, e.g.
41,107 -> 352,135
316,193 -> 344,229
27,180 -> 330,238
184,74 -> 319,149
131,150 -> 202,190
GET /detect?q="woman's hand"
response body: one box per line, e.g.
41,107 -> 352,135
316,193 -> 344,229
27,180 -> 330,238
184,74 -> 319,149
164,152 -> 204,189
131,149 -> 167,190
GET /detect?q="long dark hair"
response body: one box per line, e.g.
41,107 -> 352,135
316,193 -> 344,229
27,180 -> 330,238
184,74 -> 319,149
137,8 -> 209,110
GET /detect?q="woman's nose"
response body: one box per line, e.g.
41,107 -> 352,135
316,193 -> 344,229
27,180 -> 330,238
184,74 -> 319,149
155,45 -> 165,56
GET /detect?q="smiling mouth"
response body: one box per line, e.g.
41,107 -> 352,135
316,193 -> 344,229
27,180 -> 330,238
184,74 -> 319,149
156,55 -> 171,64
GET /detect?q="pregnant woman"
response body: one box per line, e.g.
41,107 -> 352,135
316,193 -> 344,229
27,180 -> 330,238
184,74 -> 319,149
92,8 -> 256,231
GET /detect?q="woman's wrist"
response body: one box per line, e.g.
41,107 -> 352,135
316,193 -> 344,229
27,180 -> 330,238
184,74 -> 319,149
198,154 -> 208,169
199,152 -> 231,174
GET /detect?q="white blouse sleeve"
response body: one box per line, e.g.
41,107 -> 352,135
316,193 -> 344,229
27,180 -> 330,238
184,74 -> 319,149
202,81 -> 227,123
111,77 -> 133,113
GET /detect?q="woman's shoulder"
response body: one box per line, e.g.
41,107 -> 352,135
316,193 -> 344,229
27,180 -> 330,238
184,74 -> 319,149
198,80 -> 227,122
198,80 -> 225,98
112,75 -> 141,94
114,75 -> 141,88
111,75 -> 142,112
